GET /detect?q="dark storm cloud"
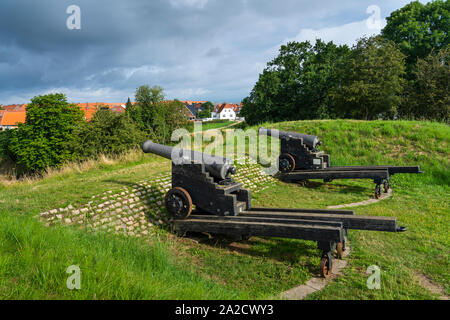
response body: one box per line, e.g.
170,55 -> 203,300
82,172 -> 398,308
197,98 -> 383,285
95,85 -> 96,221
0,0 -> 427,104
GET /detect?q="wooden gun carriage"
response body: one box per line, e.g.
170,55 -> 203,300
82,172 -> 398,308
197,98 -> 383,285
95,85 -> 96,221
259,127 -> 423,198
142,140 -> 406,278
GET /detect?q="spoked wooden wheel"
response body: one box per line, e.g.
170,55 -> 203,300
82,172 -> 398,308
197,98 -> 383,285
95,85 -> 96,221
165,187 -> 192,220
278,153 -> 296,173
336,242 -> 344,259
320,256 -> 331,278
374,184 -> 382,199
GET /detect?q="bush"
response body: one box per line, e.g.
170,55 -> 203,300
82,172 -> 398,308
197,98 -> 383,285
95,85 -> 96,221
9,93 -> 84,174
69,109 -> 147,160
0,129 -> 15,163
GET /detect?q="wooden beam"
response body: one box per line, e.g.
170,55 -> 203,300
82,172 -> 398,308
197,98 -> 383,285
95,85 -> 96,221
188,214 -> 344,228
248,207 -> 354,215
240,210 -> 398,232
174,219 -> 344,242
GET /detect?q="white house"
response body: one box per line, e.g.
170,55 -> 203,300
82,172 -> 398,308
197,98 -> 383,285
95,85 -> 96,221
212,103 -> 237,120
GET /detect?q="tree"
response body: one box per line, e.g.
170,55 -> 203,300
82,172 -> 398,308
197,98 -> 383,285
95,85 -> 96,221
70,109 -> 146,159
126,97 -> 133,110
198,101 -> 214,118
135,85 -> 165,105
131,85 -> 166,134
241,40 -> 350,125
400,47 -> 449,122
9,93 -> 84,173
382,0 -> 450,75
331,36 -> 406,120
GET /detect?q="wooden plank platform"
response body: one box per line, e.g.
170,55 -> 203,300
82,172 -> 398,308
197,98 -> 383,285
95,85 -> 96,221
247,207 -> 355,215
240,210 -> 399,232
323,165 -> 422,175
283,169 -> 389,181
174,218 -> 344,243
188,214 -> 344,228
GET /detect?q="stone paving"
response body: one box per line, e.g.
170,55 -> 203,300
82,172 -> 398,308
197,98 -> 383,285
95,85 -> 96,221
38,159 -> 277,237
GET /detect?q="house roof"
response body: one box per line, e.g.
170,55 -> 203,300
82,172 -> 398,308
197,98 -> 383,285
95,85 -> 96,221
180,100 -> 207,105
1,111 -> 26,126
76,102 -> 126,121
3,104 -> 27,112
184,105 -> 196,117
214,103 -> 238,114
110,105 -> 126,113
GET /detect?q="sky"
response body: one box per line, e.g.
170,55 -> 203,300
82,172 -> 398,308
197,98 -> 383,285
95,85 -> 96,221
0,0 -> 430,105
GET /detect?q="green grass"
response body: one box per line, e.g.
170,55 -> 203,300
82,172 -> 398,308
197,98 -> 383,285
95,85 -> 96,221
195,120 -> 235,132
0,120 -> 448,299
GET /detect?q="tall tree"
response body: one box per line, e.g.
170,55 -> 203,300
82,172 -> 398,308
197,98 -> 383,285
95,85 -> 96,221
241,40 -> 350,125
332,36 -> 406,120
382,0 -> 450,75
132,85 -> 166,134
198,101 -> 214,118
400,47 -> 450,122
126,97 -> 133,110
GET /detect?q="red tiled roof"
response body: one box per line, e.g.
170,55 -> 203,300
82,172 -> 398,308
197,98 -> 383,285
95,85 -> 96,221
75,102 -> 126,121
110,105 -> 126,113
1,111 -> 26,126
180,100 -> 207,105
214,103 -> 237,114
3,104 -> 27,112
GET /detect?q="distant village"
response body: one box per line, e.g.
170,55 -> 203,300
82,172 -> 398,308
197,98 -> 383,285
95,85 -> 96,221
0,100 -> 244,131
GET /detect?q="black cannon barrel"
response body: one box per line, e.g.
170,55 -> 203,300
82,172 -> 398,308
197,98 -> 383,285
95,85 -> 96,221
259,127 -> 321,150
142,140 -> 236,180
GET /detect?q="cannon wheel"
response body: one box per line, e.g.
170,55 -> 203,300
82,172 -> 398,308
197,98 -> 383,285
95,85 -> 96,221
278,153 -> 296,173
336,242 -> 344,259
374,184 -> 382,199
165,187 -> 193,220
320,255 -> 331,278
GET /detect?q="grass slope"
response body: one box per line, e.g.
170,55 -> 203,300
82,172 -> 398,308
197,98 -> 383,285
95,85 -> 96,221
0,120 -> 448,299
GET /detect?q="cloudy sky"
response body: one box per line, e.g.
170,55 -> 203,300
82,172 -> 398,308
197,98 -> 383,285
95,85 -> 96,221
0,0 -> 429,104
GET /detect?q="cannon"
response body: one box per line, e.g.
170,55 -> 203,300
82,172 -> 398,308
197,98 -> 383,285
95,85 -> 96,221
143,140 -> 249,219
142,140 -> 407,278
259,127 -> 423,198
143,140 -> 236,181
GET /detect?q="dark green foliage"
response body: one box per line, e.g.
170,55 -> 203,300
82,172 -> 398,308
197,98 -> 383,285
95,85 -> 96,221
332,36 -> 406,120
241,40 -> 350,125
382,0 -> 450,75
126,97 -> 133,110
8,94 -> 84,173
0,129 -> 15,162
241,2 -> 449,124
198,101 -> 214,118
400,47 -> 450,122
127,85 -> 189,144
69,109 -> 147,160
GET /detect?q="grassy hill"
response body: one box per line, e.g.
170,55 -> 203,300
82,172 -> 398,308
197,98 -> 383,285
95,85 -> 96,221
0,120 -> 448,299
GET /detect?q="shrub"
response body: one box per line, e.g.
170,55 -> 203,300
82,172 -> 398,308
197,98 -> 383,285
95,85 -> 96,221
69,109 -> 147,160
9,93 -> 84,174
0,129 -> 15,162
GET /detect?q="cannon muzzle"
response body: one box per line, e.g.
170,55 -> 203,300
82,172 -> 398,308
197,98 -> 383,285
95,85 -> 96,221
142,140 -> 236,180
259,127 -> 321,150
